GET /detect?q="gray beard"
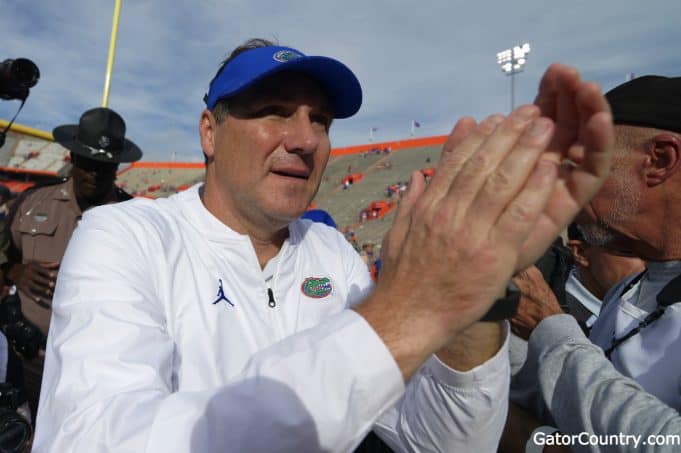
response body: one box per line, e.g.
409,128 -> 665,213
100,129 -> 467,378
578,221 -> 617,247
579,170 -> 641,247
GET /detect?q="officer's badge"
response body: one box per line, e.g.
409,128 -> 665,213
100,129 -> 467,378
98,135 -> 110,149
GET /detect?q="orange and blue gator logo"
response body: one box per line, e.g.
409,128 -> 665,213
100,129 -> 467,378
301,277 -> 333,299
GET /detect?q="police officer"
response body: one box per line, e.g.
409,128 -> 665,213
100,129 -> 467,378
0,106 -> 141,417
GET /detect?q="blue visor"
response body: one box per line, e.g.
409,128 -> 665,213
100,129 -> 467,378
204,46 -> 362,119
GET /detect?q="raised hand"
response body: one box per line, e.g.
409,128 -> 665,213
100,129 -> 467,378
10,261 -> 59,308
517,64 -> 615,270
357,105 -> 561,379
356,65 -> 615,380
510,265 -> 563,340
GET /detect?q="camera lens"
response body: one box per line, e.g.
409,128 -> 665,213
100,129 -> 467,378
8,59 -> 39,89
0,408 -> 31,453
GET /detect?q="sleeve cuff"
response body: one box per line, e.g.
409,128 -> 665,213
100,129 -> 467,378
529,314 -> 586,348
527,314 -> 587,361
427,321 -> 510,388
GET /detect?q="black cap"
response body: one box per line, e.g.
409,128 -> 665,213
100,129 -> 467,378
605,75 -> 681,134
52,107 -> 142,163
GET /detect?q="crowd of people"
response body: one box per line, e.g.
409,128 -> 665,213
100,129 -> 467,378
0,37 -> 677,452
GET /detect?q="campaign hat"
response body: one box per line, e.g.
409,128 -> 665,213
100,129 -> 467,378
52,107 -> 142,163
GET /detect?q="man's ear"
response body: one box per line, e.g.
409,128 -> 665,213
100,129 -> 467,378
199,109 -> 217,162
645,133 -> 681,187
567,239 -> 589,268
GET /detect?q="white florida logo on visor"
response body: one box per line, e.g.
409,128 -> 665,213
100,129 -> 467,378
273,50 -> 302,63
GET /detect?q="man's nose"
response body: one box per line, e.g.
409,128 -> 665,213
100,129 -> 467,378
283,109 -> 322,155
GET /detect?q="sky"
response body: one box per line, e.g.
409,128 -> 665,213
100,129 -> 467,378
1,0 -> 680,162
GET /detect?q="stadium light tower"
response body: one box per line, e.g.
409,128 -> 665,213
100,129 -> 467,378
496,43 -> 531,112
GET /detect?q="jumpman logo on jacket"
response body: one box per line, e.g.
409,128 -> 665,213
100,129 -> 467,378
212,279 -> 234,307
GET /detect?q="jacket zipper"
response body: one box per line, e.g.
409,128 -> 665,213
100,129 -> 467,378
267,287 -> 276,308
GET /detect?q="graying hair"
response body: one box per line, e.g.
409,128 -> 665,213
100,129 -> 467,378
210,38 -> 279,124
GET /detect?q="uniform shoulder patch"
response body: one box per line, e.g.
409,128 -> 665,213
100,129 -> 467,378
301,277 -> 333,298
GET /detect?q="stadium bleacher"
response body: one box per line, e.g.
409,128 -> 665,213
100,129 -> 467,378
2,126 -> 448,251
3,130 -> 70,174
116,163 -> 205,198
313,143 -> 444,249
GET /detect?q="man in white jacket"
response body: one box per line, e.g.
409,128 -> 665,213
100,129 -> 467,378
33,39 -> 615,452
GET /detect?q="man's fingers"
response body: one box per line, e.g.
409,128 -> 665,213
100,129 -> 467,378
28,265 -> 58,286
441,116 -> 478,155
27,284 -> 52,308
423,116 -> 483,203
465,115 -> 554,235
514,70 -> 614,270
494,159 -> 559,252
33,266 -> 58,282
578,110 -> 615,178
534,63 -> 561,120
564,112 -> 614,207
534,110 -> 614,246
551,67 -> 581,150
434,112 -> 530,221
576,82 -> 614,176
28,276 -> 54,295
576,81 -> 611,120
32,296 -> 51,309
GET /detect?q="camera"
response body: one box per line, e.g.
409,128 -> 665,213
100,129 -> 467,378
0,383 -> 31,453
0,59 -> 40,101
0,57 -> 40,149
0,287 -> 46,360
0,289 -> 38,452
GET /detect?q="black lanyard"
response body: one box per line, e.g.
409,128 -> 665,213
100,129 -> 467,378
604,270 -> 681,359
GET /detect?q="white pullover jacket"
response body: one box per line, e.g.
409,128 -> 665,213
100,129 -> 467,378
34,184 -> 509,452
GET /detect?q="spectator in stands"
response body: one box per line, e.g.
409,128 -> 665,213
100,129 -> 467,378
510,75 -> 681,451
34,39 -> 614,452
342,226 -> 360,252
398,181 -> 408,197
371,256 -> 382,283
359,242 -> 375,270
0,106 -> 141,419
